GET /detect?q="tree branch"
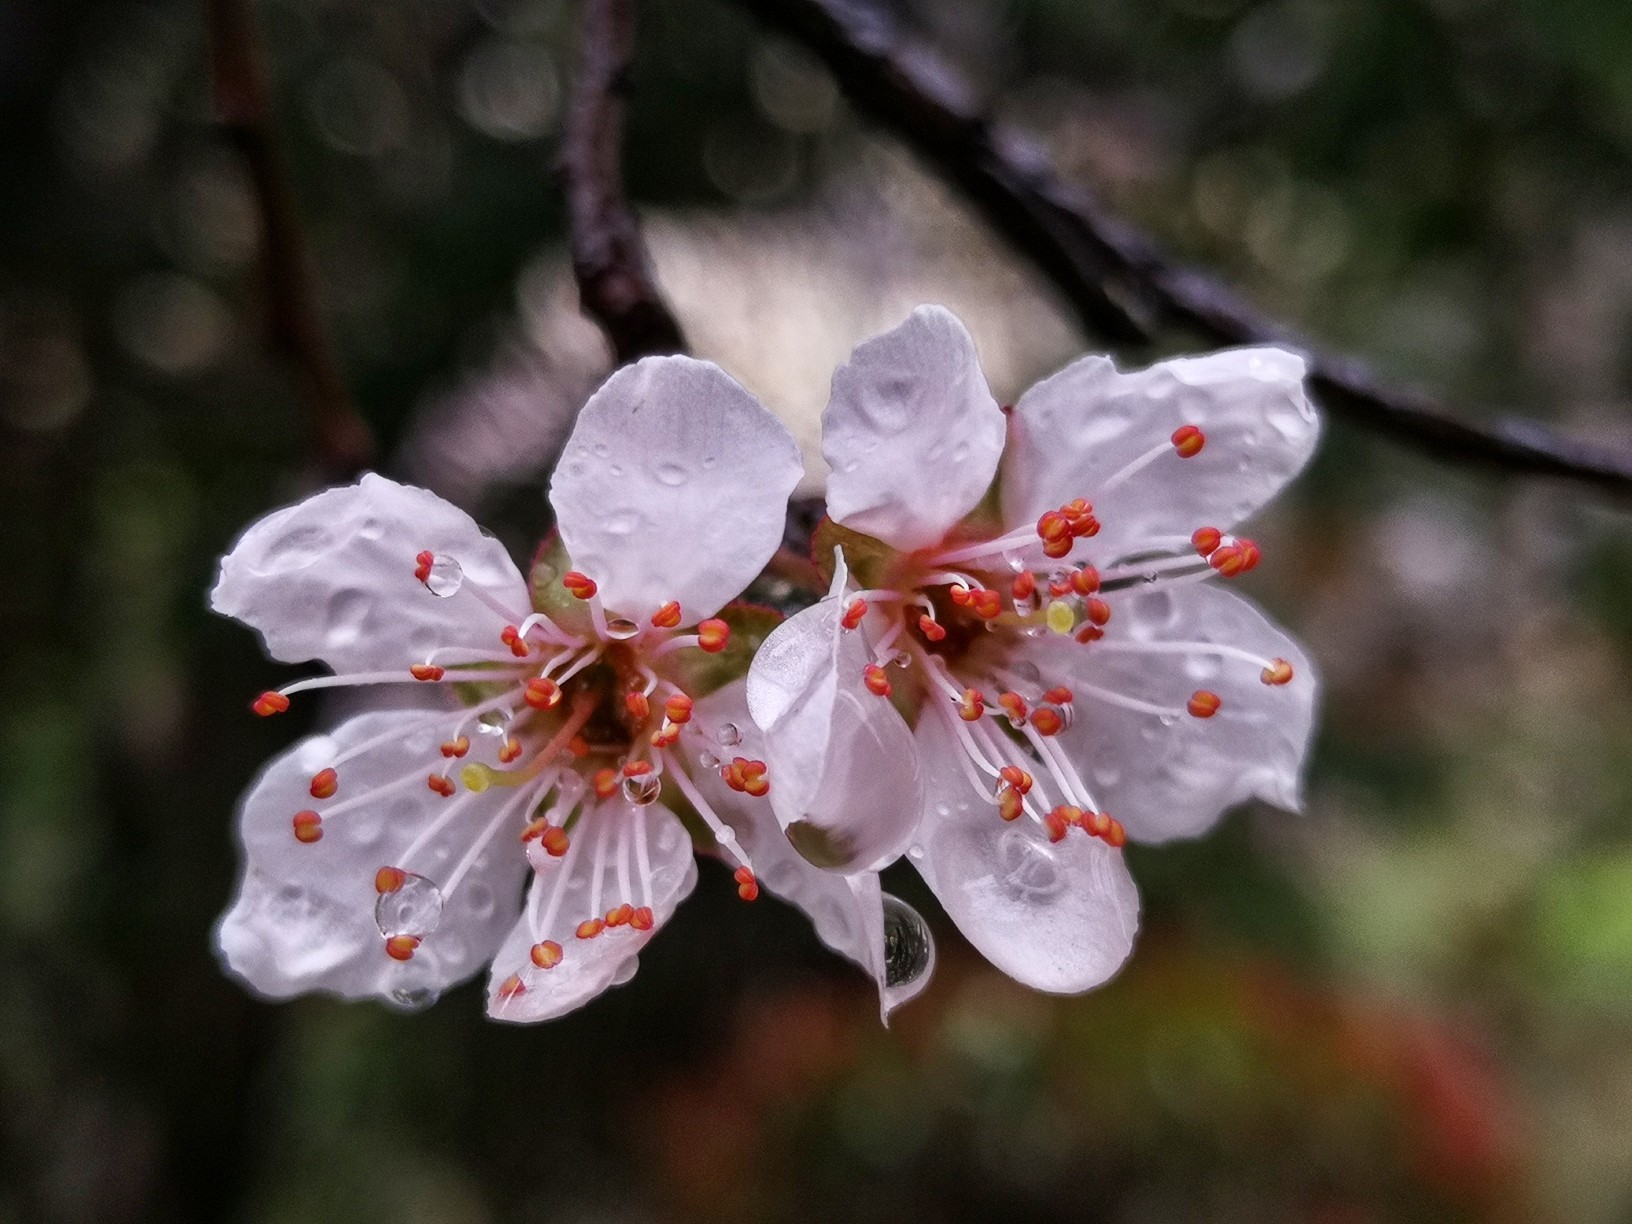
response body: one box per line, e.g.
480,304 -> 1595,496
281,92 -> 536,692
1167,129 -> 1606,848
562,0 -> 687,364
206,0 -> 372,477
731,0 -> 1632,499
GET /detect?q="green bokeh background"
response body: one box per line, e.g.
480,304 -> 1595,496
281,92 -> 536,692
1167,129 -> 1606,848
4,0 -> 1632,1219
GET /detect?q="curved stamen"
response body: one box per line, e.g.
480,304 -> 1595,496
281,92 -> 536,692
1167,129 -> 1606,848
659,750 -> 750,869
1072,679 -> 1183,718
517,611 -> 584,648
1088,639 -> 1282,670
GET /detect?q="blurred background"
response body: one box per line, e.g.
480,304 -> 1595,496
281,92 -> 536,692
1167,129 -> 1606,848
4,0 -> 1632,1219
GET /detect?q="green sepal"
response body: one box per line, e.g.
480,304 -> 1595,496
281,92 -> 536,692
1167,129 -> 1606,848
664,602 -> 782,698
527,532 -> 594,637
811,517 -> 898,591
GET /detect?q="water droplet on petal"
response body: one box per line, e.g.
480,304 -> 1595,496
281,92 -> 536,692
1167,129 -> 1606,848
715,723 -> 742,748
1009,660 -> 1042,686
696,749 -> 720,769
882,894 -> 934,989
622,774 -> 662,806
477,709 -> 512,735
375,872 -> 445,939
654,461 -> 689,486
604,617 -> 640,640
996,829 -> 1065,900
425,556 -> 464,597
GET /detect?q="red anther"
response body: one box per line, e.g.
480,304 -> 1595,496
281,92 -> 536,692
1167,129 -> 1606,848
530,941 -> 564,969
1068,513 -> 1101,539
500,625 -> 528,657
1061,498 -> 1094,526
605,903 -> 634,927
623,760 -> 653,778
1187,690 -> 1222,718
562,571 -> 598,600
497,973 -> 527,1000
1044,807 -> 1069,843
524,677 -> 562,710
863,663 -> 893,698
972,588 -> 1003,619
1062,805 -> 1086,829
625,691 -> 651,722
1085,597 -> 1112,626
740,759 -> 771,798
593,768 -> 618,799
575,918 -> 605,940
1210,543 -> 1246,577
1103,817 -> 1127,848
1192,526 -> 1223,556
918,614 -> 947,642
499,737 -> 523,764
841,598 -> 869,631
1236,538 -> 1262,572
664,693 -> 693,724
1070,567 -> 1101,596
440,736 -> 470,759
1000,765 -> 1033,795
1042,536 -> 1074,560
1043,686 -> 1074,705
697,618 -> 730,653
1172,424 -> 1206,458
650,725 -> 680,749
1261,658 -> 1295,686
427,774 -> 456,797
252,690 -> 290,717
1036,510 -> 1071,543
309,768 -> 338,799
629,906 -> 655,931
1012,571 -> 1037,600
292,810 -> 323,844
721,759 -> 745,792
521,817 -> 547,843
998,787 -> 1024,821
1075,624 -> 1105,644
998,691 -> 1028,723
542,825 -> 571,857
374,866 -> 406,894
651,601 -> 683,629
1031,708 -> 1064,736
734,866 -> 760,902
414,550 -> 434,582
568,735 -> 591,759
385,935 -> 420,961
410,663 -> 445,682
958,689 -> 986,722
1048,575 -> 1074,598
948,585 -> 973,607
1078,809 -> 1107,838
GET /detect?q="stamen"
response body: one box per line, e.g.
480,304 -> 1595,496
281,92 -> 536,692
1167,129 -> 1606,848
530,941 -> 564,969
277,669 -> 458,698
1171,424 -> 1206,458
1187,690 -> 1222,718
409,664 -> 446,682
385,935 -> 420,960
863,664 -> 893,698
660,752 -> 751,867
664,693 -> 693,724
562,571 -> 598,600
841,598 -> 868,631
309,768 -> 338,799
252,691 -> 289,716
650,601 -> 683,629
696,619 -> 730,653
919,613 -> 947,642
291,810 -> 322,843
524,678 -> 562,710
626,691 -> 651,721
1261,658 -> 1295,685
734,866 -> 759,902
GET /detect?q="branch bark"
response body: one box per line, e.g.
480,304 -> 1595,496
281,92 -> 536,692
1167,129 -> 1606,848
562,0 -> 687,364
206,0 -> 372,477
731,0 -> 1632,499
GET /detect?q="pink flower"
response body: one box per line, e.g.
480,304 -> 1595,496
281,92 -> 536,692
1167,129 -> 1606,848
747,307 -> 1319,994
213,356 -> 925,1021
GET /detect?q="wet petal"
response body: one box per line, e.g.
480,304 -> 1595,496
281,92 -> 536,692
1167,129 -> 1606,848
1001,347 -> 1316,563
549,356 -> 803,622
211,473 -> 529,674
824,306 -> 1005,552
911,707 -> 1139,993
217,707 -> 529,1006
745,598 -> 922,872
1032,582 -> 1316,842
484,800 -> 697,1023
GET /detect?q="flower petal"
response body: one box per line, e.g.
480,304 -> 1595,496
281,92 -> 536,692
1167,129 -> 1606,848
484,800 -> 697,1023
217,707 -> 529,1006
745,597 -> 922,872
1001,347 -> 1316,562
549,356 -> 803,622
823,306 -> 1005,552
211,473 -> 529,674
1032,582 -> 1317,842
911,706 -> 1139,993
686,683 -> 922,1021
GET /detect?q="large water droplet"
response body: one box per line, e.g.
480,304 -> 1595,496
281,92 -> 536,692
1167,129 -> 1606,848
715,722 -> 742,748
996,830 -> 1065,900
623,774 -> 662,806
375,872 -> 445,939
477,709 -> 512,736
882,894 -> 934,988
604,617 -> 640,640
653,461 -> 689,487
425,556 -> 464,598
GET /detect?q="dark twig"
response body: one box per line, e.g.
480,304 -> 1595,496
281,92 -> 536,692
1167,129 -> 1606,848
207,0 -> 371,477
732,0 -> 1632,499
563,0 -> 687,363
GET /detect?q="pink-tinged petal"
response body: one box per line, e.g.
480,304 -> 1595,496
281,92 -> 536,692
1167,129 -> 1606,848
217,707 -> 528,1006
823,306 -> 1005,552
1030,582 -> 1316,842
685,684 -> 925,1021
549,356 -> 803,622
211,473 -> 529,674
745,598 -> 922,872
911,708 -> 1139,994
1001,347 -> 1316,563
484,800 -> 697,1023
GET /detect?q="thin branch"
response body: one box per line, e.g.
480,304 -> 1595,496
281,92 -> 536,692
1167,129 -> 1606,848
562,0 -> 687,364
206,0 -> 372,477
731,0 -> 1632,499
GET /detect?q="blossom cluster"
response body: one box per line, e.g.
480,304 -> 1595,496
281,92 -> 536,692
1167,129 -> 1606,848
214,306 -> 1318,1021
